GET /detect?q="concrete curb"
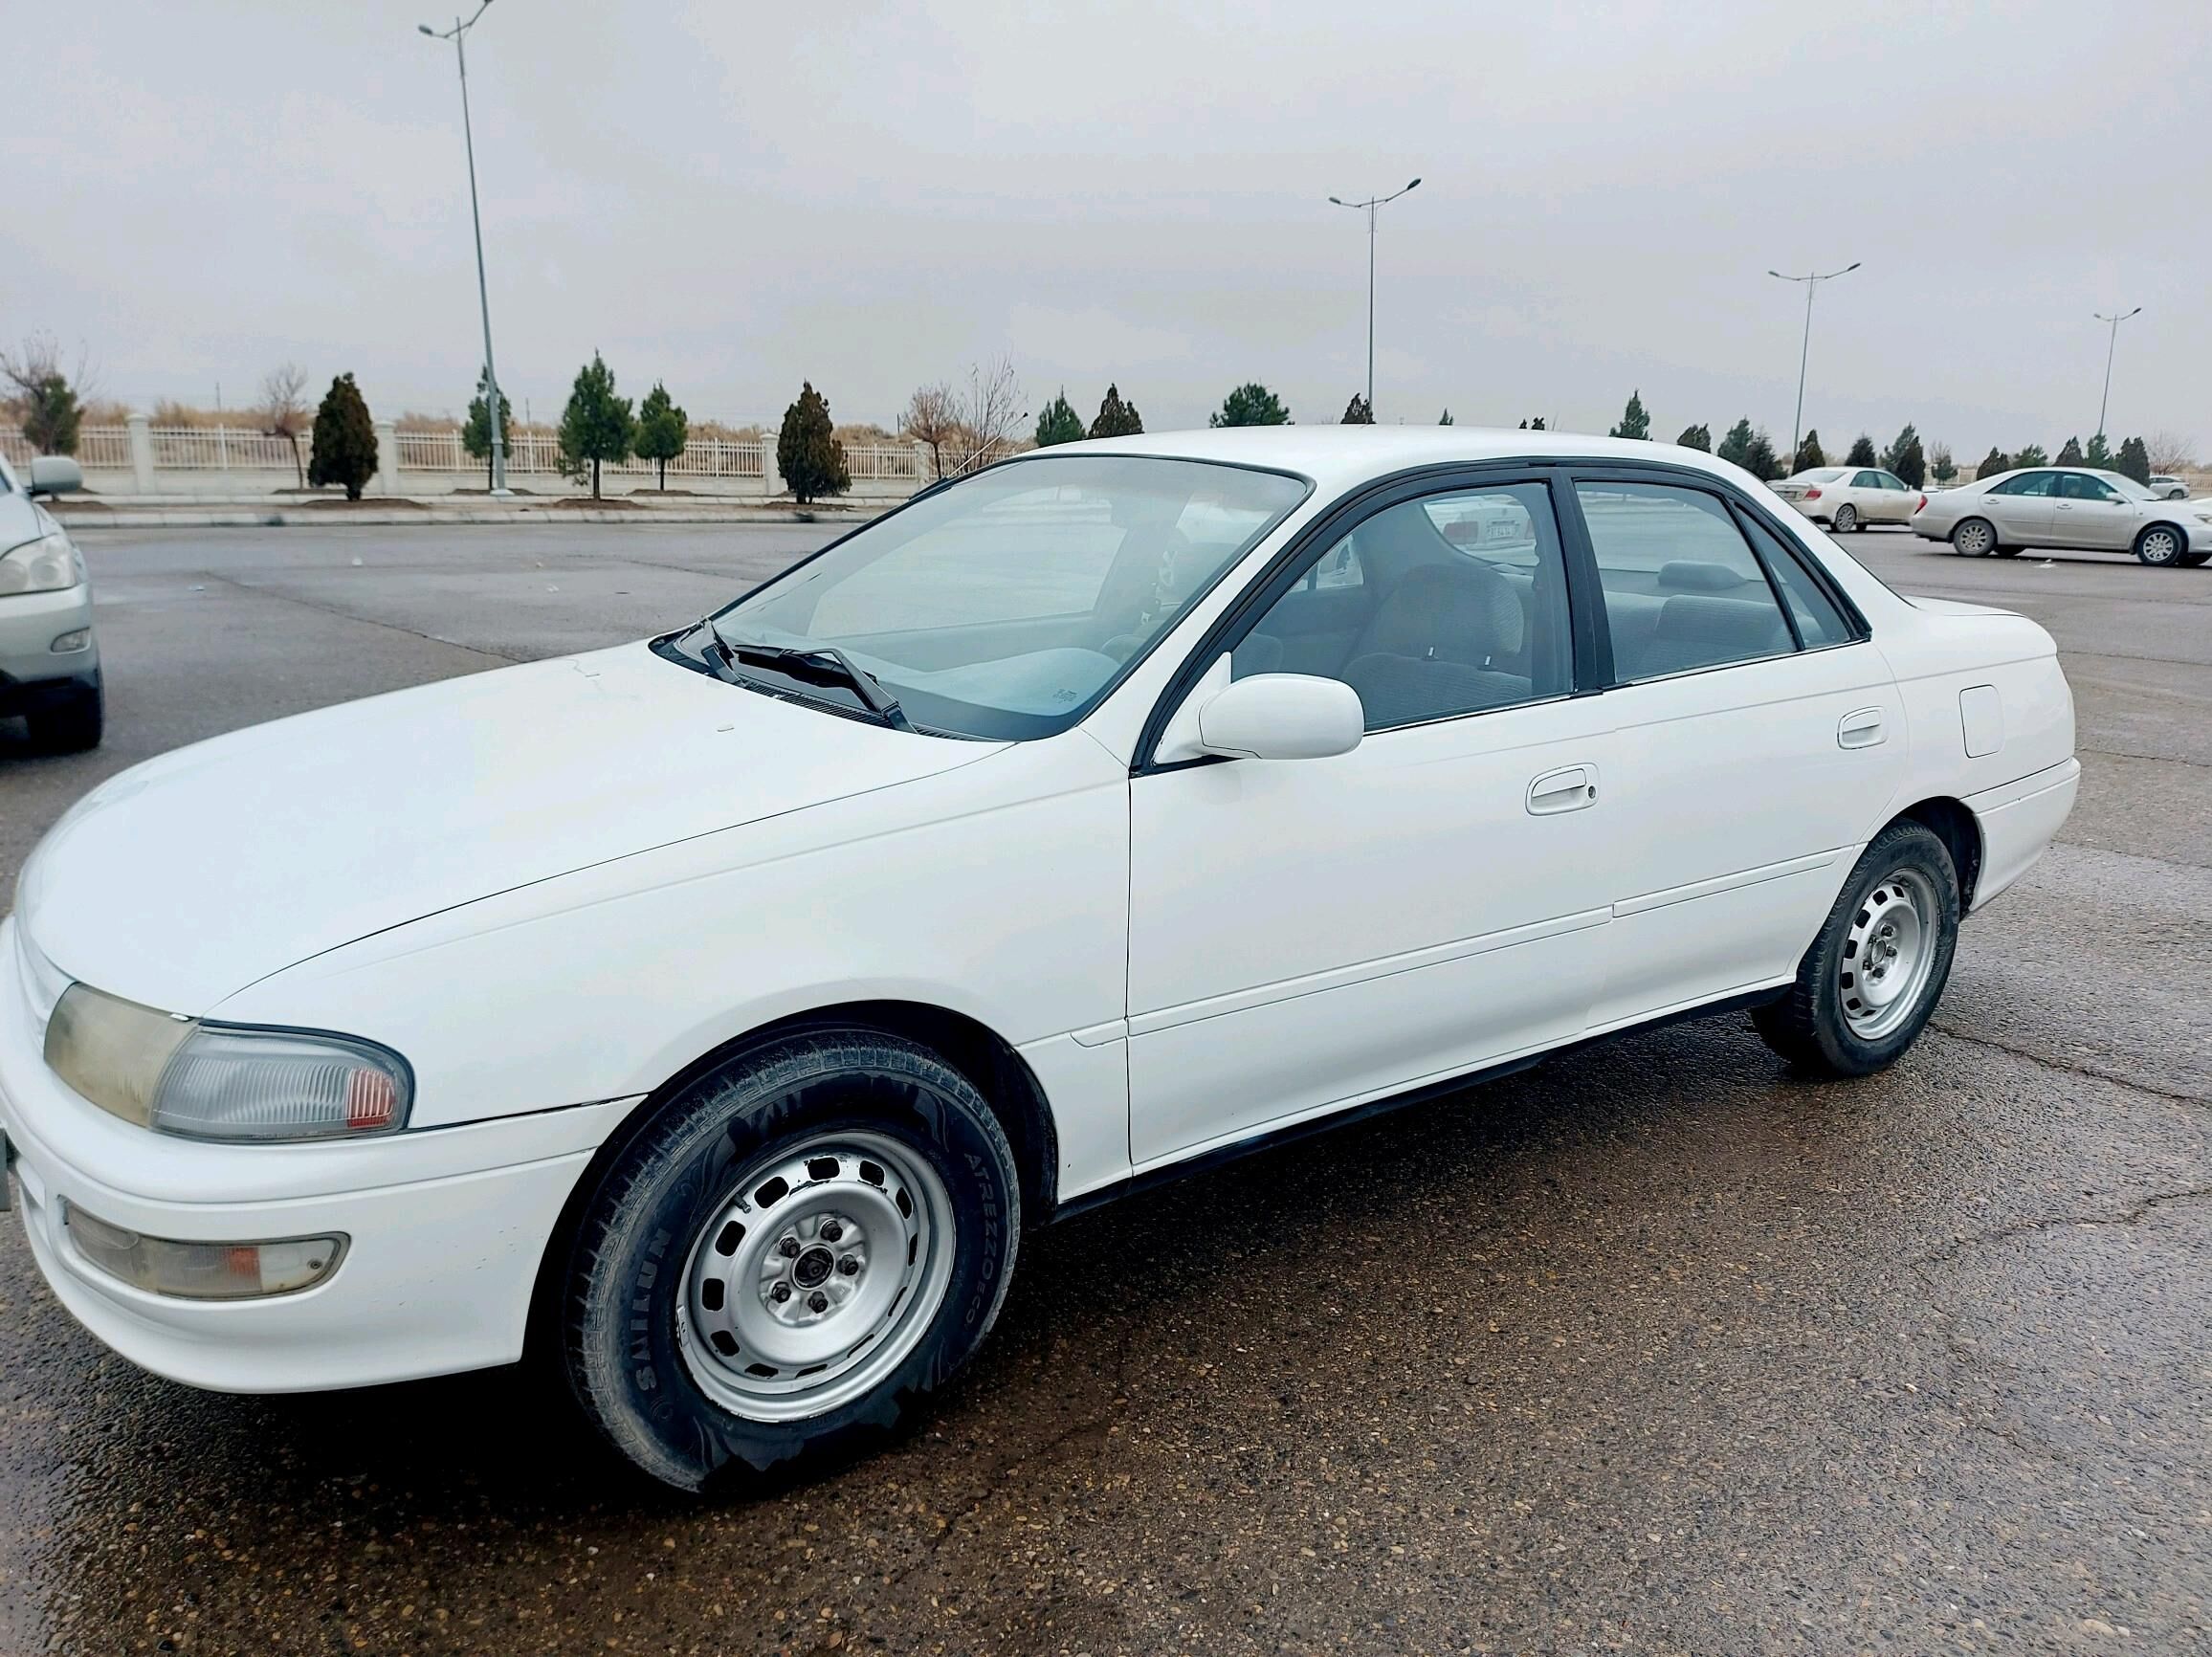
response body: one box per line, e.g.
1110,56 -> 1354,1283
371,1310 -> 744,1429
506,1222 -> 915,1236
54,500 -> 888,529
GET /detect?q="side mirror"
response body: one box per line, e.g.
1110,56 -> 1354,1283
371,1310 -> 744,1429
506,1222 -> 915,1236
27,456 -> 83,497
1196,674 -> 1364,761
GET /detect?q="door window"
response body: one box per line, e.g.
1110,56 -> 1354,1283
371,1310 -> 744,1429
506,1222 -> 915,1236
1575,481 -> 1797,680
1852,470 -> 1883,489
2057,472 -> 2120,501
1233,483 -> 1572,730
1988,472 -> 2056,497
1876,471 -> 1909,492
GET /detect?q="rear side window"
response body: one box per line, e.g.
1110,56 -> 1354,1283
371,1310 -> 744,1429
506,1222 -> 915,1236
1574,482 -> 1796,681
1740,516 -> 1853,647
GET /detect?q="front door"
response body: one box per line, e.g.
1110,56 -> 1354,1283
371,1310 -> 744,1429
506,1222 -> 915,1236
2051,470 -> 2134,549
1124,475 -> 1615,1168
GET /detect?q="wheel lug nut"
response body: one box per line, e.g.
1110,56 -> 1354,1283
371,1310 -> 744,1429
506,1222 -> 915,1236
820,1221 -> 843,1243
838,1255 -> 860,1275
807,1291 -> 830,1314
778,1237 -> 800,1259
770,1283 -> 791,1303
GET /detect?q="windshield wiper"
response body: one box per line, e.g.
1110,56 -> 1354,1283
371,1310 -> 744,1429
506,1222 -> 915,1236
702,619 -> 914,732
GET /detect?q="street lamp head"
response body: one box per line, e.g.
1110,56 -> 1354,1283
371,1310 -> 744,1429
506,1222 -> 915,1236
1844,260 -> 1862,273
1328,196 -> 1344,205
1406,177 -> 1421,190
418,22 -> 436,33
1767,269 -> 1786,279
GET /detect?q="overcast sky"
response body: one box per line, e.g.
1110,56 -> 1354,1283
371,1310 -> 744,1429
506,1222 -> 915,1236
12,0 -> 2204,456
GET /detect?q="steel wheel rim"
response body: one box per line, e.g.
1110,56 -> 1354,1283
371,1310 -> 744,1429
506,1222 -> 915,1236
1956,520 -> 1992,556
1838,867 -> 1940,1040
676,1129 -> 956,1423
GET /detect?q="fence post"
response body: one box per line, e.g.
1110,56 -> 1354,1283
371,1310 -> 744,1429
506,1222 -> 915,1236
762,437 -> 784,499
126,414 -> 155,495
374,420 -> 400,497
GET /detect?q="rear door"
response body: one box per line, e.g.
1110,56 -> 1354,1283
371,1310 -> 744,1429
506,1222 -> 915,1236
1563,475 -> 1906,1030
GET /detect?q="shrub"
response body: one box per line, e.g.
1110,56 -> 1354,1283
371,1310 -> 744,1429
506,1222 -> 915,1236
1209,383 -> 1290,427
1033,389 -> 1084,447
1885,424 -> 1926,489
633,381 -> 689,490
1608,389 -> 1649,440
1089,383 -> 1143,438
778,382 -> 850,504
460,365 -> 512,491
306,372 -> 377,499
1930,444 -> 1957,484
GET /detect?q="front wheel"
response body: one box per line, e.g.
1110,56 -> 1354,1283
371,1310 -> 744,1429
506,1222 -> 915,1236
2136,524 -> 2188,567
562,1030 -> 1020,1492
1753,821 -> 1960,1076
1950,518 -> 1996,557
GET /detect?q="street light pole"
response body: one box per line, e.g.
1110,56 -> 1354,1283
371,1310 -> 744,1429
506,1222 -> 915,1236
420,2 -> 510,497
1329,178 -> 1422,415
1767,260 -> 1860,465
2092,306 -> 2142,440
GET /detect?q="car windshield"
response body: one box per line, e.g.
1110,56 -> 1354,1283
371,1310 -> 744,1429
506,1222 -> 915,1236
1794,468 -> 1847,482
2098,472 -> 2157,501
0,454 -> 15,495
681,454 -> 1311,740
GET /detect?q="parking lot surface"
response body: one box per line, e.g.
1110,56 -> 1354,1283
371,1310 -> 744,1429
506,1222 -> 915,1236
2,522 -> 2208,1655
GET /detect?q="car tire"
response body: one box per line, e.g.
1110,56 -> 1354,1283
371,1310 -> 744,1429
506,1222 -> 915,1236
1833,503 -> 1858,533
562,1029 -> 1021,1493
1950,518 -> 1996,557
1752,821 -> 1960,1078
24,674 -> 103,753
2135,524 -> 2187,567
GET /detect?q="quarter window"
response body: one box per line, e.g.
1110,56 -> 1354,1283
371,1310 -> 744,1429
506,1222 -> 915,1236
1740,515 -> 1853,647
1233,483 -> 1572,730
1575,481 -> 1797,680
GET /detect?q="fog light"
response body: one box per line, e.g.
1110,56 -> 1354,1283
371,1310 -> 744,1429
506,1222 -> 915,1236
63,1204 -> 346,1300
49,629 -> 90,652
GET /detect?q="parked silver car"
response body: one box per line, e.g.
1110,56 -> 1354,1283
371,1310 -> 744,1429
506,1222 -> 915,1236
1912,467 -> 2211,566
0,454 -> 102,749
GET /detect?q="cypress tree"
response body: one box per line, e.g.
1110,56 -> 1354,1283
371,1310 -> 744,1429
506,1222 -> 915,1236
1675,423 -> 1712,452
1209,383 -> 1291,427
1340,393 -> 1374,424
307,372 -> 377,500
1846,433 -> 1878,466
2113,436 -> 2152,486
1793,430 -> 1825,473
1608,389 -> 1649,440
2055,435 -> 2084,467
1089,384 -> 1143,438
1716,418 -> 1756,468
557,351 -> 635,499
1976,447 -> 2011,479
1034,389 -> 1085,447
777,382 -> 851,504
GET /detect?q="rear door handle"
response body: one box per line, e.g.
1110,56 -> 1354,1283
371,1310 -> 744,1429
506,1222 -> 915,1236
1838,707 -> 1886,749
1527,764 -> 1598,815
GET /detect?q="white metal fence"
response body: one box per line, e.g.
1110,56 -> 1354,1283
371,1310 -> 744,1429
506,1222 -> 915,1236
1,423 -> 939,497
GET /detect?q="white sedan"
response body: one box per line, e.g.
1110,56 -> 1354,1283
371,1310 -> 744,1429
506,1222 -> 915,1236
1912,466 -> 2212,565
0,429 -> 2078,1491
1771,464 -> 1924,532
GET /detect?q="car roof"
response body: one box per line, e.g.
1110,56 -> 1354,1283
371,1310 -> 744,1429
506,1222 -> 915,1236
1008,424 -> 1767,496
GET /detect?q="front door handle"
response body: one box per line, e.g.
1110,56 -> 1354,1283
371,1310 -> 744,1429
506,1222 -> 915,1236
1838,707 -> 1886,749
1527,764 -> 1598,815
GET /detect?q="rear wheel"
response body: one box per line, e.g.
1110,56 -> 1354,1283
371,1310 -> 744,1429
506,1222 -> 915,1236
1753,821 -> 1960,1077
1833,503 -> 1859,533
2135,524 -> 2187,567
563,1030 -> 1020,1492
24,674 -> 102,753
1950,518 -> 1996,557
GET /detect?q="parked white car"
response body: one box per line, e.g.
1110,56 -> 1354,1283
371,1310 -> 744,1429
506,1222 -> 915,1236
0,453 -> 101,751
1911,467 -> 2212,565
1771,464 -> 1923,532
2149,474 -> 2189,500
0,430 -> 2078,1491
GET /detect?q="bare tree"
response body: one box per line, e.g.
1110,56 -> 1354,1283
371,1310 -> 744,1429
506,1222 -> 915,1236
901,382 -> 961,481
902,360 -> 1029,482
2146,430 -> 2197,475
261,362 -> 310,487
954,357 -> 1026,473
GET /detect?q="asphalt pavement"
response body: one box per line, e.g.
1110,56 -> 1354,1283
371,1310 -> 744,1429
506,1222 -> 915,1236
1,521 -> 2207,1656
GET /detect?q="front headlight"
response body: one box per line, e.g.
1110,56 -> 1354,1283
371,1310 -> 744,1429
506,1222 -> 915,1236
0,532 -> 81,597
43,983 -> 411,1142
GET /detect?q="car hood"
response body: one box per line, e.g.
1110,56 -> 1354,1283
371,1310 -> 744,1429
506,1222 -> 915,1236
18,641 -> 998,1013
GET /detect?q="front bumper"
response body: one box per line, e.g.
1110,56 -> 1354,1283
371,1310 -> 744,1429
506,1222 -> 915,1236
0,916 -> 630,1393
0,583 -> 99,709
